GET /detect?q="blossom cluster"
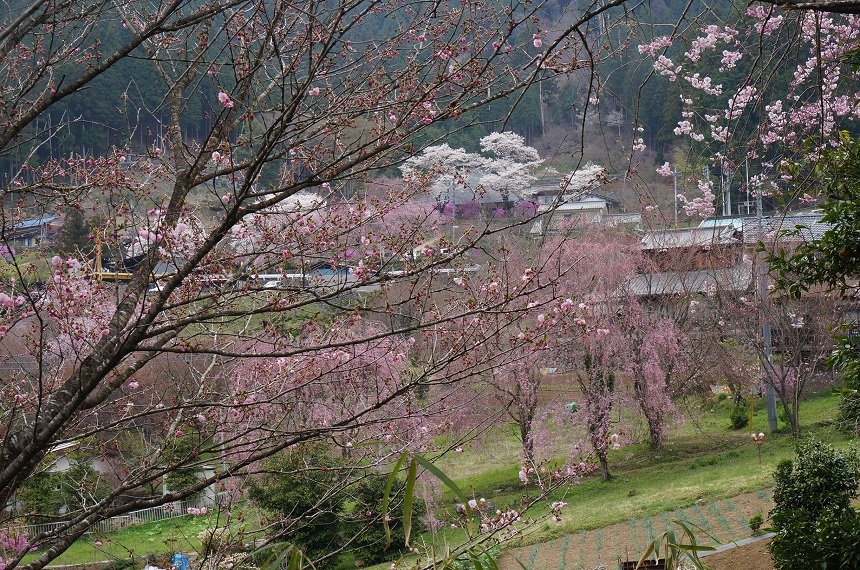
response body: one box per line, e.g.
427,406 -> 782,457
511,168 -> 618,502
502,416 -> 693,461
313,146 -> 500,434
638,8 -> 860,212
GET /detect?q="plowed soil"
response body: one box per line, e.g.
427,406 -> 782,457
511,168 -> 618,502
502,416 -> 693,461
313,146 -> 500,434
704,537 -> 773,570
497,491 -> 773,570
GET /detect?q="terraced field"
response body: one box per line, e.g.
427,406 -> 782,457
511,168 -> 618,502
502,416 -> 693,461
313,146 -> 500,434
498,490 -> 773,570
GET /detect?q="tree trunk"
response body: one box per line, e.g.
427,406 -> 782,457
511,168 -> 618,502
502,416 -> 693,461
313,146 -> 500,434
597,447 -> 612,481
648,420 -> 664,449
784,401 -> 801,438
587,406 -> 613,481
520,417 -> 535,465
634,376 -> 664,449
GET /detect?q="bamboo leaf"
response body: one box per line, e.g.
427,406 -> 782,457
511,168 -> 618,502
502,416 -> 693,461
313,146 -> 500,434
403,457 -> 417,546
636,542 -> 656,569
383,452 -> 409,550
414,453 -> 474,537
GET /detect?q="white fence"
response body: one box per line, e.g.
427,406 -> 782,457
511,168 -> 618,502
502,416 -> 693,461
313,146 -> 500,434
26,498 -> 204,540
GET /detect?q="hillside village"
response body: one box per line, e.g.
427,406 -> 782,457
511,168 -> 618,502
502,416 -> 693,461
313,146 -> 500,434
2,1 -> 860,570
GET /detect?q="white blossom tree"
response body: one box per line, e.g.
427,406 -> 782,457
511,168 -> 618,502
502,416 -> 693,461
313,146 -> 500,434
401,132 -> 543,208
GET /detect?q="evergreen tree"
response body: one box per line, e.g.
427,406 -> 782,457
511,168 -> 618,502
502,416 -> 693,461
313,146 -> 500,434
55,209 -> 92,257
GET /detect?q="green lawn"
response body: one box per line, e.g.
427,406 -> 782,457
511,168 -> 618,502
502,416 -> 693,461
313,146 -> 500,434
422,390 -> 849,548
35,390 -> 849,568
28,506 -> 265,566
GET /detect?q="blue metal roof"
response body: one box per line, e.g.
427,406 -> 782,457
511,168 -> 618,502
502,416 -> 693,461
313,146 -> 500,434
14,216 -> 58,229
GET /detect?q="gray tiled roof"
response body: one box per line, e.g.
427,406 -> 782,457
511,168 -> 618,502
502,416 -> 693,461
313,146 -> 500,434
625,265 -> 754,297
741,213 -> 830,244
641,225 -> 740,250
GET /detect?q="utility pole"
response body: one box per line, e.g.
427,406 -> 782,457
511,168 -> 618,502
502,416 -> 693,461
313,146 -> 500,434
722,161 -> 732,217
538,79 -> 545,137
673,165 -> 678,226
756,183 -> 779,432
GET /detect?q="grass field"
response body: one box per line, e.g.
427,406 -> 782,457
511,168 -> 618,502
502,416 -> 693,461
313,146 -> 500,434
33,390 -> 849,569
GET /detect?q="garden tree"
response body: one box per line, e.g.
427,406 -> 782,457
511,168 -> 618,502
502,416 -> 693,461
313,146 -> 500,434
617,300 -> 690,449
221,320 -> 440,463
723,291 -> 841,437
768,133 -> 860,299
476,231 -> 638,472
54,209 -> 94,258
248,445 -> 346,568
713,337 -> 760,409
769,439 -> 860,569
17,452 -> 111,523
423,234 -> 592,470
0,0 -> 642,567
767,133 -> 860,435
489,346 -> 542,466
643,240 -> 762,403
163,431 -> 207,497
340,474 -> 427,566
568,341 -> 618,481
549,230 -> 641,479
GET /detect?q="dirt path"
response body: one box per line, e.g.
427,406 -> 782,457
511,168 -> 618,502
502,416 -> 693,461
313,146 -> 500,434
497,490 -> 773,570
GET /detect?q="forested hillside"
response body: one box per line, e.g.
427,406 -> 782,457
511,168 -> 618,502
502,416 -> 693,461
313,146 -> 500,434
11,0 -> 729,168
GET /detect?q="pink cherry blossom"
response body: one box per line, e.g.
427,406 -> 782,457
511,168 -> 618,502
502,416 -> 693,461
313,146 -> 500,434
217,91 -> 235,108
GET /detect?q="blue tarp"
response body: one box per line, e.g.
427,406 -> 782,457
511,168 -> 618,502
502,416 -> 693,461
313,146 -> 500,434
172,554 -> 189,570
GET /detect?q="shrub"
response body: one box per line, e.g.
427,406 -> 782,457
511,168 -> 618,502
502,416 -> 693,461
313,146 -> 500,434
164,433 -> 206,498
17,459 -> 111,522
0,526 -> 29,560
837,385 -> 860,436
248,445 -> 345,568
143,552 -> 175,568
748,512 -> 763,536
768,439 -> 860,569
827,332 -> 860,435
729,400 -> 749,430
198,527 -> 245,556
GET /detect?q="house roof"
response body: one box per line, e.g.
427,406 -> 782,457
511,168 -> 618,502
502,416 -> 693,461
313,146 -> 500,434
741,213 -> 831,244
538,200 -> 607,213
604,213 -> 642,227
641,224 -> 740,251
47,441 -> 79,455
14,216 -> 58,230
698,217 -> 744,231
625,265 -> 754,297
